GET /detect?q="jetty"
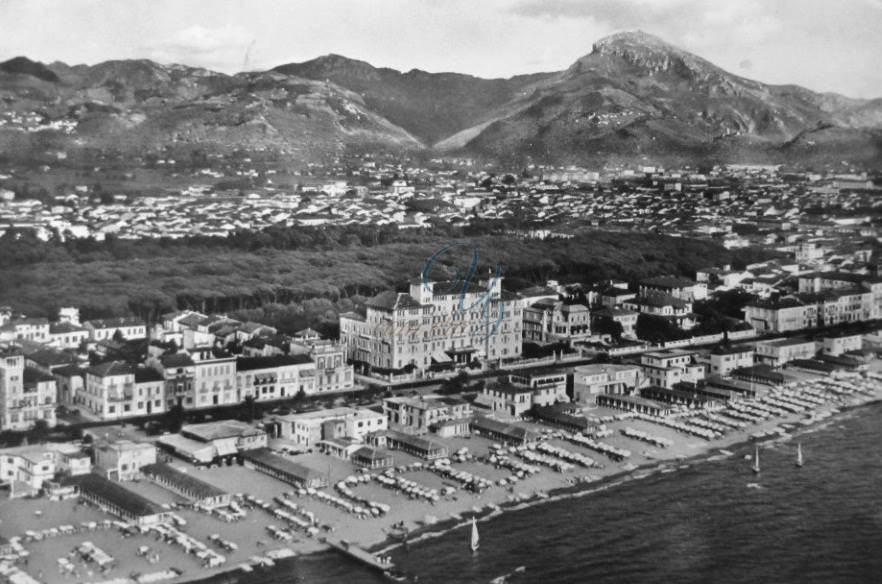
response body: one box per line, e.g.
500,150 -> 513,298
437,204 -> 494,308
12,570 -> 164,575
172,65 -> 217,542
322,537 -> 398,576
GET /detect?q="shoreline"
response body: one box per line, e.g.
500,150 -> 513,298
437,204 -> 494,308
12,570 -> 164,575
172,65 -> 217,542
176,390 -> 882,584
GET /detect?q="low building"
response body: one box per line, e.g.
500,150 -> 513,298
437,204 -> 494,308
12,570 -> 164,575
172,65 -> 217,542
241,448 -> 328,488
532,405 -> 591,433
83,362 -> 136,420
156,434 -> 216,465
372,430 -> 449,460
1,347 -> 57,431
141,463 -> 231,508
478,382 -> 533,419
83,317 -> 146,341
469,416 -> 539,446
1,318 -> 50,343
93,440 -> 157,481
383,395 -> 473,435
52,364 -> 86,407
177,420 -> 268,460
65,473 -> 168,526
351,446 -> 394,469
0,445 -> 57,494
624,294 -> 697,329
48,321 -> 90,350
640,385 -> 722,408
744,297 -> 815,333
596,393 -> 672,417
821,333 -> 863,357
591,307 -> 639,338
296,340 -> 355,394
507,369 -> 568,404
236,354 -> 316,401
640,349 -> 705,389
639,276 -> 705,301
273,406 -> 387,448
572,364 -> 641,402
701,345 -> 755,377
754,338 -> 817,367
522,299 -> 591,345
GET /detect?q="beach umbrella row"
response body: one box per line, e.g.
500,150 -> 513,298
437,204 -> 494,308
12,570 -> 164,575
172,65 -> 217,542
430,460 -> 494,492
488,453 -> 540,477
335,481 -> 392,515
565,433 -> 632,461
636,413 -> 718,440
518,450 -> 574,473
682,417 -> 729,434
373,474 -> 439,503
536,442 -> 598,467
620,427 -> 673,448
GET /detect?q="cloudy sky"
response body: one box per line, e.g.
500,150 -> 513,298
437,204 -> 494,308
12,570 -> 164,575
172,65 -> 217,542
1,0 -> 881,97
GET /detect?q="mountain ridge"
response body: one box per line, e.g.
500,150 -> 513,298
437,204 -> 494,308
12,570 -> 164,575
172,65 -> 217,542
1,31 -> 881,165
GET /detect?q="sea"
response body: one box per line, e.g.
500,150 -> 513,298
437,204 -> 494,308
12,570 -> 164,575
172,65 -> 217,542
205,402 -> 882,584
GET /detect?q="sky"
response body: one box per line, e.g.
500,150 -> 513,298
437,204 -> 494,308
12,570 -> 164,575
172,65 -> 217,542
0,0 -> 881,98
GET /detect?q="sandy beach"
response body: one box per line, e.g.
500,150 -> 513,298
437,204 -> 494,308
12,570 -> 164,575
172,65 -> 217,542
3,370 -> 880,584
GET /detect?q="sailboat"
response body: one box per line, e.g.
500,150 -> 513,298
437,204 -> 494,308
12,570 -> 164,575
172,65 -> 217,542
470,517 -> 479,553
752,446 -> 760,474
796,443 -> 804,468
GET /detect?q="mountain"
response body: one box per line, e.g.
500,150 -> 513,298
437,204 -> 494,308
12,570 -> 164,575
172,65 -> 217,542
1,32 -> 881,165
433,31 -> 882,164
0,56 -> 60,83
0,58 -> 422,160
273,54 -> 555,145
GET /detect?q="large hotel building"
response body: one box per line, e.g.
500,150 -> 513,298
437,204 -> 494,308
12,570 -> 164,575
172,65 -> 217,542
340,276 -> 522,373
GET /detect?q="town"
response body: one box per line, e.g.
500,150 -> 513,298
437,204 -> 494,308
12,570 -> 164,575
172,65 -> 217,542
1,153 -> 880,243
1,175 -> 881,583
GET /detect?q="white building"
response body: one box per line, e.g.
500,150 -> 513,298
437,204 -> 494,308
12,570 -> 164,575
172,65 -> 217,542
273,407 -> 387,447
340,275 -> 522,373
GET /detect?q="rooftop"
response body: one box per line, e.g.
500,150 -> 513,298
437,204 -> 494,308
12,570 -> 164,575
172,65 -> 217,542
236,354 -> 312,371
141,463 -> 227,499
86,361 -> 133,378
65,473 -> 164,517
182,420 -> 264,442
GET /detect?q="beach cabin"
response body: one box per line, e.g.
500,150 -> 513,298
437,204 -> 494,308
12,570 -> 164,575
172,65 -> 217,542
595,394 -> 671,417
141,463 -> 231,508
374,431 -> 448,460
351,446 -> 394,469
64,474 -> 169,526
470,416 -> 539,446
240,448 -> 328,488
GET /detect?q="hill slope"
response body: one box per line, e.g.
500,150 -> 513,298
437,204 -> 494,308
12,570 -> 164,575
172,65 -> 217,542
274,54 -> 555,145
0,58 -> 422,160
437,31 -> 882,164
1,32 -> 880,165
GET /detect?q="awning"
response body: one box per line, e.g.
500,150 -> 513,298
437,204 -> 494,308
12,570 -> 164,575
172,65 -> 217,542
445,346 -> 478,355
431,351 -> 453,363
214,441 -> 238,457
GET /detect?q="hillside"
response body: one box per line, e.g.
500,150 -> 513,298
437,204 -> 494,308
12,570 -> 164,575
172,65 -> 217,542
1,32 -> 881,165
274,54 -> 555,145
0,58 -> 422,160
435,31 -> 882,164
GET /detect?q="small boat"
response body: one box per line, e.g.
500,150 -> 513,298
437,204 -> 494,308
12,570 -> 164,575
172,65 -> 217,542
796,443 -> 804,468
470,517 -> 479,553
751,446 -> 760,474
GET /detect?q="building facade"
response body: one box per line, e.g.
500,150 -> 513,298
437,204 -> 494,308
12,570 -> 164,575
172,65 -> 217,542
1,347 -> 57,431
340,276 -> 522,373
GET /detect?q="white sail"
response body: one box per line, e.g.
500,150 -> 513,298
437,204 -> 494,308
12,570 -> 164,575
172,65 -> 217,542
471,517 -> 479,552
797,443 -> 803,467
753,446 -> 760,473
